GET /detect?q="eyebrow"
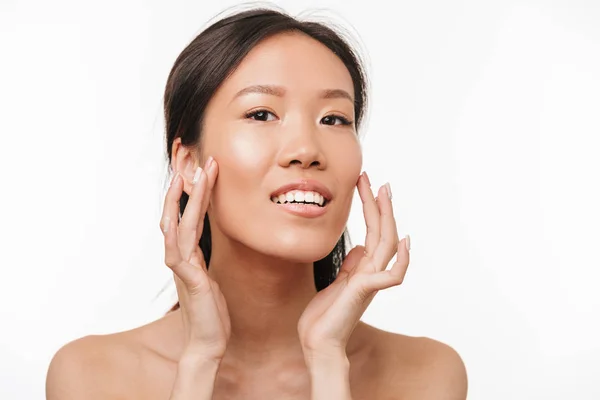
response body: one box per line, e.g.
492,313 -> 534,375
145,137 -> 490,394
231,84 -> 354,104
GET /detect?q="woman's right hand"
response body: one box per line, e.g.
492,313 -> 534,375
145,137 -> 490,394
160,157 -> 230,361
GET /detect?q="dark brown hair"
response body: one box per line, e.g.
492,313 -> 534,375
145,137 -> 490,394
163,7 -> 368,313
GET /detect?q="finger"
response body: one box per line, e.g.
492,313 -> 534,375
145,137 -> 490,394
363,238 -> 410,292
189,248 -> 206,272
357,172 -> 380,258
160,171 -> 183,235
372,183 -> 400,272
196,157 -> 219,233
173,272 -> 189,307
161,173 -> 200,286
178,165 -> 209,258
338,245 -> 365,278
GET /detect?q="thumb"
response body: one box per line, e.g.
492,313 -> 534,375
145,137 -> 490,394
338,245 -> 365,276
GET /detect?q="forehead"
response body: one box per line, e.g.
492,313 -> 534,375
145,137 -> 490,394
217,31 -> 355,99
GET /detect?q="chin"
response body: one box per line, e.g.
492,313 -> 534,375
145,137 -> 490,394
260,230 -> 342,263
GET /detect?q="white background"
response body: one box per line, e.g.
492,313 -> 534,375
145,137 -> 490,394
1,0 -> 599,398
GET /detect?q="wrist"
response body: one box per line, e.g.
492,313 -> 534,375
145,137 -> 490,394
169,350 -> 223,400
306,353 -> 350,375
304,351 -> 352,400
181,343 -> 225,363
302,346 -> 348,369
178,349 -> 223,371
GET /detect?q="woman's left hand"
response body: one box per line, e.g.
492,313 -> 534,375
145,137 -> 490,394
298,172 -> 411,360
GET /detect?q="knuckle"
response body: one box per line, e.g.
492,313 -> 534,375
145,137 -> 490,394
164,253 -> 179,269
394,273 -> 405,285
392,268 -> 406,285
188,275 -> 211,295
159,217 -> 169,234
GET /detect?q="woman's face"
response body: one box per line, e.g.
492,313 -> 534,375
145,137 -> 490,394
201,31 -> 362,263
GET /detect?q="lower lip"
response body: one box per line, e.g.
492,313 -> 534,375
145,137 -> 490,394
272,202 -> 328,218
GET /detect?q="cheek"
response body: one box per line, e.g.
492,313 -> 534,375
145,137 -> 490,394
206,130 -> 274,229
329,135 -> 363,205
342,144 -> 363,185
217,140 -> 268,204
220,130 -> 273,171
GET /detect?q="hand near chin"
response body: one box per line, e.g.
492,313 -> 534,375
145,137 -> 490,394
297,172 -> 411,362
160,157 -> 230,361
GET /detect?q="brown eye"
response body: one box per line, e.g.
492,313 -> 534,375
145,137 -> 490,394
321,114 -> 352,126
245,109 -> 276,122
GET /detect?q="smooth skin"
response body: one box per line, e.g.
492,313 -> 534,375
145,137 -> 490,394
46,32 -> 467,399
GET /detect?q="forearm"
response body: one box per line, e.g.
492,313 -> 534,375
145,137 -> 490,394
306,352 -> 353,400
169,351 -> 221,400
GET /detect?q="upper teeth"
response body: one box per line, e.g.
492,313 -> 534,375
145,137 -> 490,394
271,190 -> 326,206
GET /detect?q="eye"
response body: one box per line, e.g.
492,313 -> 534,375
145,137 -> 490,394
321,114 -> 353,126
245,109 -> 277,122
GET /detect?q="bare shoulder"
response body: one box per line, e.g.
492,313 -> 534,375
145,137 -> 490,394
362,325 -> 468,400
46,314 -> 181,400
46,333 -> 135,399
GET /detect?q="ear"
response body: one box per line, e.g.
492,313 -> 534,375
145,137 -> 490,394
171,138 -> 199,196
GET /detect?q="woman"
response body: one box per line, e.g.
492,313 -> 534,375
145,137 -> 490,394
46,7 -> 467,399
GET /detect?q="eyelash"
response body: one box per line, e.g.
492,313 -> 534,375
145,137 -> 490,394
244,109 -> 353,126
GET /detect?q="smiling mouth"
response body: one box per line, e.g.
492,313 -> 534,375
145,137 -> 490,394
270,190 -> 329,207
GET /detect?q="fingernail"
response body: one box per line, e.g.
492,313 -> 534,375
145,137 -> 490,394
384,182 -> 392,199
405,234 -> 411,251
162,216 -> 170,234
192,167 -> 202,185
362,171 -> 371,186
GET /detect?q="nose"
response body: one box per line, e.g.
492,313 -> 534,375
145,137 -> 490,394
277,121 -> 327,170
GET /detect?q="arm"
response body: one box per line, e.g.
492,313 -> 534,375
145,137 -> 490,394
168,351 -> 221,400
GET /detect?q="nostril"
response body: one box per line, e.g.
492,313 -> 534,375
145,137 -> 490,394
287,160 -> 321,168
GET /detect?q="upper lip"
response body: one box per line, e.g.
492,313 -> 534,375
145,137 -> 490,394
271,179 -> 333,201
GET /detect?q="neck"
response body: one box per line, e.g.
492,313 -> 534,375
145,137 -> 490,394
206,236 -> 318,364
